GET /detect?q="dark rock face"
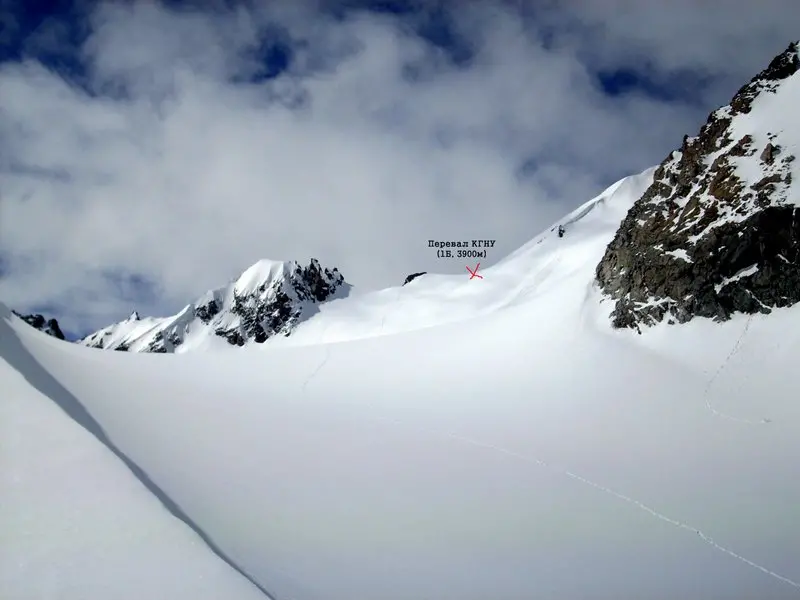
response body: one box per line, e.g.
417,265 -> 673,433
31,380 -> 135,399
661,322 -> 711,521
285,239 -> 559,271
595,42 -> 800,330
210,259 -> 345,347
13,311 -> 66,340
292,259 -> 344,302
144,330 -> 183,353
194,299 -> 219,324
403,272 -> 427,285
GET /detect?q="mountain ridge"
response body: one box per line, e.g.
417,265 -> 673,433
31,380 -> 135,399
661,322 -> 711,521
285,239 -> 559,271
10,41 -> 800,348
78,258 -> 349,353
595,41 -> 800,330
11,311 -> 66,340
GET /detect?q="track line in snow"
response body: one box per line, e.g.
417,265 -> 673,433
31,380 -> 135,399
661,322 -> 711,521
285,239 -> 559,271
294,314 -> 798,592
379,287 -> 403,335
369,414 -> 800,592
703,315 -> 771,425
301,349 -> 330,395
301,325 -> 332,395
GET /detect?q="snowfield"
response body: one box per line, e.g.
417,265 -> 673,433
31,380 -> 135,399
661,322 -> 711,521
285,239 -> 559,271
3,168 -> 800,599
0,309 -> 269,600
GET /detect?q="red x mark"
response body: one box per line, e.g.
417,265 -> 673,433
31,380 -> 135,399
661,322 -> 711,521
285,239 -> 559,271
466,263 -> 483,280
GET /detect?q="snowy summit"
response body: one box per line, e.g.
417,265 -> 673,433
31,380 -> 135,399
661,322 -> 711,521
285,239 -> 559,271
78,258 -> 349,352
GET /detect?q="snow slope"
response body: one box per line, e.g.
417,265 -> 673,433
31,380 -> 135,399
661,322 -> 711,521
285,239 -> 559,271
4,167 -> 800,599
0,305 -> 269,600
270,169 -> 656,347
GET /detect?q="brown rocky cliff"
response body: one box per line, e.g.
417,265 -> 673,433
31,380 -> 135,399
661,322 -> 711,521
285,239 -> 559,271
595,42 -> 800,330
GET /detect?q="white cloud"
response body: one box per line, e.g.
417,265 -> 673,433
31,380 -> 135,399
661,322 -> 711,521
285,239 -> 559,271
1,0 -> 797,334
539,0 -> 800,100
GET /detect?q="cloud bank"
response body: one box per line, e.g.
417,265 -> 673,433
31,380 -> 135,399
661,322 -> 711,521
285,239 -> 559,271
1,0 -> 798,335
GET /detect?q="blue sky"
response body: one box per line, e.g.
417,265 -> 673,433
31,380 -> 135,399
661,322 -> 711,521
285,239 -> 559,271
1,0 -> 799,338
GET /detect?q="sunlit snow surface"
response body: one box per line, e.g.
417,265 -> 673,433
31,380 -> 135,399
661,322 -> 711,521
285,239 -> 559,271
3,167 -> 800,599
0,316 -> 268,599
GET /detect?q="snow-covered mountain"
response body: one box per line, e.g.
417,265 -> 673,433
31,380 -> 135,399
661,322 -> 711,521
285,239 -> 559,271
12,311 -> 65,340
78,258 -> 349,353
6,160 -> 800,598
596,41 -> 800,330
19,45 -> 799,351
4,42 -> 800,600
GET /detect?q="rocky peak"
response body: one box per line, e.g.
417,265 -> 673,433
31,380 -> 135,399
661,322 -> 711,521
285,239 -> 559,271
730,41 -> 799,115
80,258 -> 349,353
596,41 -> 800,330
13,311 -> 66,340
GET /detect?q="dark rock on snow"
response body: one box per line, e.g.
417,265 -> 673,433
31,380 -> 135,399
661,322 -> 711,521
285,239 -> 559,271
403,272 -> 427,285
207,259 -> 345,348
13,311 -> 66,340
595,42 -> 800,330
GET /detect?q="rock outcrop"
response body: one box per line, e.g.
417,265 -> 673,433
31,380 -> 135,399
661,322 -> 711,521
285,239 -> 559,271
596,42 -> 800,330
403,272 -> 427,286
13,311 -> 66,340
